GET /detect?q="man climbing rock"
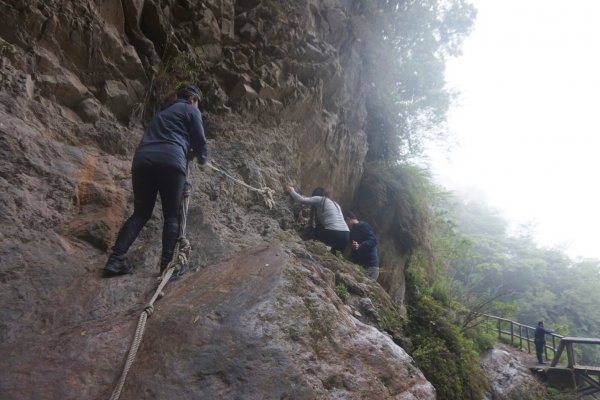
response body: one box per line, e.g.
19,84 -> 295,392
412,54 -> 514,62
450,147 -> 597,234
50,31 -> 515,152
103,84 -> 208,277
343,211 -> 380,281
534,320 -> 554,364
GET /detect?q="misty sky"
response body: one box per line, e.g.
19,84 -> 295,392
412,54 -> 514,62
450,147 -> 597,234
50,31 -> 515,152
430,0 -> 600,260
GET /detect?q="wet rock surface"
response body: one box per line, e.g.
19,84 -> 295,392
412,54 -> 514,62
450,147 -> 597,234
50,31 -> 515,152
0,243 -> 435,399
0,0 -> 431,398
481,344 -> 550,400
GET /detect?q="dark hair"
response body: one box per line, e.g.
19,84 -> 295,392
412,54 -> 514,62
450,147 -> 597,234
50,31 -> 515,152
343,210 -> 356,220
176,84 -> 202,102
311,187 -> 329,197
538,321 -> 544,326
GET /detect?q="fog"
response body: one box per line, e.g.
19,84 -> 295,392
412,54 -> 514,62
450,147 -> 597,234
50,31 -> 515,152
428,0 -> 600,260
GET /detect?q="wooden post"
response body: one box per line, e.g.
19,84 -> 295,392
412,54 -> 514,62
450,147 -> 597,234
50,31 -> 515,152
526,327 -> 531,353
544,333 -> 548,363
510,321 -> 514,346
497,319 -> 501,339
567,342 -> 575,368
551,340 -> 564,367
519,325 -> 523,350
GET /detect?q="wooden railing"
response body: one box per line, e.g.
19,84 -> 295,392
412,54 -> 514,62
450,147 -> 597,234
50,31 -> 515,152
551,337 -> 600,396
551,337 -> 600,368
484,315 -> 600,395
484,314 -> 564,361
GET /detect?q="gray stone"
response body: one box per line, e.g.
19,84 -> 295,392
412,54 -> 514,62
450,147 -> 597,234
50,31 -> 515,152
229,80 -> 258,102
481,345 -> 551,399
102,80 -> 131,121
24,74 -> 34,99
36,72 -> 89,108
258,82 -> 278,100
238,22 -> 258,42
237,0 -> 261,9
77,98 -> 101,123
221,18 -> 235,39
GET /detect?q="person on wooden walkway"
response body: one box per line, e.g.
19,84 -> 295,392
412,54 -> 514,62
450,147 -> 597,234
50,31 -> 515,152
534,320 -> 554,364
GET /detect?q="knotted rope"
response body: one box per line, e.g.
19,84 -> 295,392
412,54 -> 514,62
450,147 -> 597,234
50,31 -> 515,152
109,178 -> 193,400
206,162 -> 275,209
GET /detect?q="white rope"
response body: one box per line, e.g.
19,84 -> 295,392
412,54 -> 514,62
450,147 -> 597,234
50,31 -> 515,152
108,237 -> 190,400
109,143 -> 195,400
206,162 -> 276,209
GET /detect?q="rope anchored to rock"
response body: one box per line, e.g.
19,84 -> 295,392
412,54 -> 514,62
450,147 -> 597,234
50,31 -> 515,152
109,162 -> 274,399
206,162 -> 276,209
109,178 -> 193,400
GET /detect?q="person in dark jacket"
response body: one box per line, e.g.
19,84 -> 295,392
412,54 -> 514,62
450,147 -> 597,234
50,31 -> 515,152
343,211 -> 379,280
103,84 -> 208,277
534,320 -> 554,364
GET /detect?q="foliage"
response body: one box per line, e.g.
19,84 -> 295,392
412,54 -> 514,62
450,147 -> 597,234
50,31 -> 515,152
138,45 -> 209,120
361,162 -> 442,257
360,0 -> 477,160
546,388 -> 579,400
372,164 -> 489,398
405,259 -> 488,399
154,46 -> 208,99
0,38 -> 15,57
377,308 -> 404,333
303,297 -> 335,358
446,193 -> 600,365
334,282 -> 349,303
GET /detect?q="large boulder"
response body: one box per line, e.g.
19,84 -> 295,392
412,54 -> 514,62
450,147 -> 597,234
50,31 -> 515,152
480,345 -> 551,400
0,243 -> 435,399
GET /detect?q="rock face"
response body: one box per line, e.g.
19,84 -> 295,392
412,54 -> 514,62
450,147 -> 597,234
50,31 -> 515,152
0,243 -> 435,399
480,344 -> 550,400
0,0 -> 428,398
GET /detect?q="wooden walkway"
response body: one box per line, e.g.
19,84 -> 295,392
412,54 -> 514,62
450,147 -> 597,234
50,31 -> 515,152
551,337 -> 600,396
485,315 -> 600,397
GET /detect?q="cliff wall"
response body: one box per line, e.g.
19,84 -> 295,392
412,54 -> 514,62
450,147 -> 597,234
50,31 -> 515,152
0,0 -> 421,398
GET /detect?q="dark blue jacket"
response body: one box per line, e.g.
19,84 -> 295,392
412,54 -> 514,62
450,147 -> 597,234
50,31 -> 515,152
132,99 -> 207,174
349,221 -> 379,268
534,326 -> 552,343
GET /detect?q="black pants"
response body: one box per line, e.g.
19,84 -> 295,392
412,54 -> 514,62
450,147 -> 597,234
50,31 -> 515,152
535,341 -> 545,363
315,227 -> 349,255
112,164 -> 186,264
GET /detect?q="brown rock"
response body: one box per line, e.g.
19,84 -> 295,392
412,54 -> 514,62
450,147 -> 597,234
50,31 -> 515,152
102,80 -> 131,122
0,246 -> 435,400
36,72 -> 89,108
238,22 -> 258,42
230,80 -> 258,102
77,98 -> 102,123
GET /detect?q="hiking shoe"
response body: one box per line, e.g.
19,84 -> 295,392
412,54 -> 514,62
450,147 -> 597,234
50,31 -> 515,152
159,257 -> 171,274
103,254 -> 134,277
169,264 -> 187,282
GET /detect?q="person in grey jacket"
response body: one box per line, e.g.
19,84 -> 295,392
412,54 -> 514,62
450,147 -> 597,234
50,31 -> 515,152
103,84 -> 208,277
284,185 -> 349,254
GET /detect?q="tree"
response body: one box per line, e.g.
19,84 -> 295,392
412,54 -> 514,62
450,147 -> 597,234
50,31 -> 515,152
362,0 -> 477,160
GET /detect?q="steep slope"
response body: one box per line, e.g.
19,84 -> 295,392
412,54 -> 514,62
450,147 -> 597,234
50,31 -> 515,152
0,243 -> 435,399
0,0 -> 430,398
